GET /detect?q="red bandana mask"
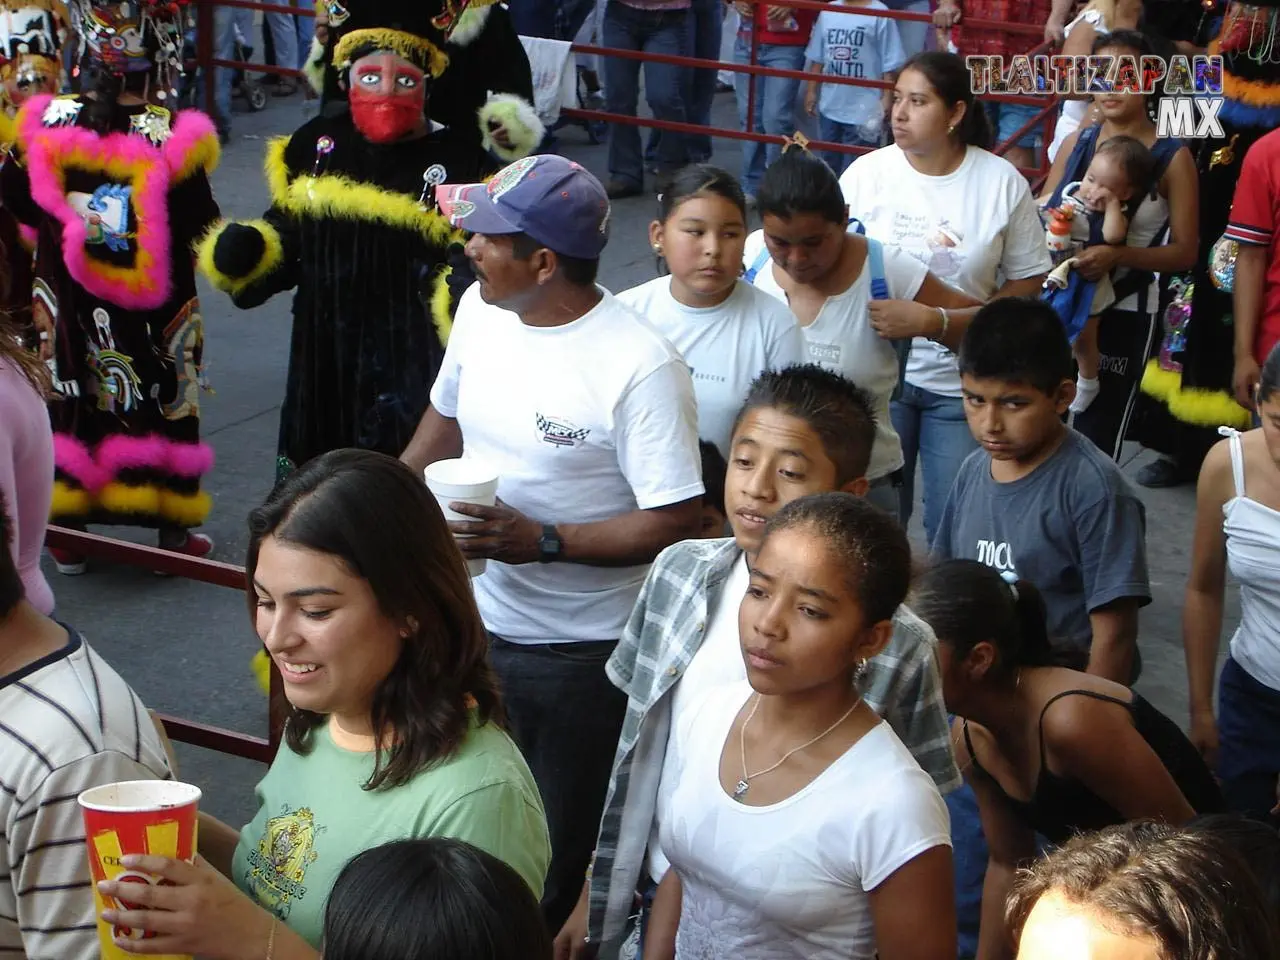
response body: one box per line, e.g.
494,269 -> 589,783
348,52 -> 428,144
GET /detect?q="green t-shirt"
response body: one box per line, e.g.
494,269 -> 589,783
231,719 -> 549,948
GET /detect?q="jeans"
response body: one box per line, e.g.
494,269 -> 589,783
818,115 -> 880,176
512,0 -> 599,40
210,5 -> 254,123
1217,656 -> 1280,826
489,635 -> 629,932
949,782 -> 986,959
685,0 -> 723,162
880,0 -> 931,57
733,34 -> 805,195
603,1 -> 691,189
265,13 -> 298,80
891,382 -> 978,546
294,14 -> 314,69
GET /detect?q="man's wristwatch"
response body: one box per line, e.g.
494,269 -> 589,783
538,524 -> 563,563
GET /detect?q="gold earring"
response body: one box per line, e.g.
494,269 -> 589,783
653,244 -> 663,254
948,124 -> 956,135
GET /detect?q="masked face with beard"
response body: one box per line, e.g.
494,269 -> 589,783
348,51 -> 428,144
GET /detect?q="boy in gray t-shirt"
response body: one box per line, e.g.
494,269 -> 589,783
931,299 -> 1150,683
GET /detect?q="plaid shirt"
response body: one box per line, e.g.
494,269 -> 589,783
587,537 -> 961,944
951,0 -> 1051,59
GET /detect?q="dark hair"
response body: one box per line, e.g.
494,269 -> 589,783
757,142 -> 847,226
1092,30 -> 1162,118
247,449 -> 502,791
0,316 -> 48,396
0,489 -> 21,618
658,164 -> 747,223
699,440 -> 727,516
762,492 -> 912,624
733,364 -> 878,485
510,233 -> 599,287
1258,340 -> 1280,404
1007,821 -> 1280,960
322,838 -> 551,960
913,560 -> 1054,673
1186,814 -> 1280,924
1094,134 -> 1156,192
958,298 -> 1073,395
901,52 -> 993,150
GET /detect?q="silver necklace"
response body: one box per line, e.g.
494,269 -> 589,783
734,693 -> 862,801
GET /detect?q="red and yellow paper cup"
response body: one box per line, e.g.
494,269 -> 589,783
77,780 -> 202,960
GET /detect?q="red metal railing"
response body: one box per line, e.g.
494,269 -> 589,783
44,526 -> 282,764
189,0 -> 1060,181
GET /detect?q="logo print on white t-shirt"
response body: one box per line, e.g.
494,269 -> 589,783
536,412 -> 590,448
976,539 -> 1018,578
807,341 -> 842,366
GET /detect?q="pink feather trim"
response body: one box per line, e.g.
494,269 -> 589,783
96,433 -> 172,476
167,441 -> 215,477
52,432 -> 108,492
17,97 -> 217,312
18,224 -> 36,248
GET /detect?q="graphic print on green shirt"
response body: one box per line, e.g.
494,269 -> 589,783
242,804 -> 323,921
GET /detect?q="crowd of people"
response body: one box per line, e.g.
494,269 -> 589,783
2,0 -> 1280,958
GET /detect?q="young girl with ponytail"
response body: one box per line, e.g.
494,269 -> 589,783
1,0 -> 222,572
913,559 -> 1223,960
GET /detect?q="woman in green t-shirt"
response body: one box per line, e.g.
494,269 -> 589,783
97,450 -> 551,958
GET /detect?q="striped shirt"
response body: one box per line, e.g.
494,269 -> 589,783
1,628 -> 171,959
587,537 -> 961,944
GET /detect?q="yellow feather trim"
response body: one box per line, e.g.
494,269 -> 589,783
264,136 -> 291,207
160,490 -> 212,526
333,28 -> 450,78
431,264 -> 454,345
196,218 -> 284,297
98,481 -> 162,517
1139,360 -> 1253,429
172,129 -> 221,183
0,110 -> 16,151
50,480 -> 91,518
251,648 -> 271,694
284,172 -> 458,244
303,35 -> 327,94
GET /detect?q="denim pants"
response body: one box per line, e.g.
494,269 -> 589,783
1217,656 -> 1280,826
511,0 -> 598,39
818,116 -> 880,176
488,635 -> 628,932
733,34 -> 805,195
209,5 -> 254,123
684,0 -> 723,162
265,13 -> 298,79
949,782 -> 986,959
294,14 -> 314,70
891,381 -> 978,546
604,2 -> 691,188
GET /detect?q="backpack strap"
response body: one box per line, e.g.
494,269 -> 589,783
865,235 -> 890,300
1047,124 -> 1102,209
743,244 -> 772,284
1110,137 -> 1183,313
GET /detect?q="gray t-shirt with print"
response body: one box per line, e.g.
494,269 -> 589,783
931,429 -> 1151,655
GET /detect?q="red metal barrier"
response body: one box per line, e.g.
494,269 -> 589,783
45,526 -> 281,765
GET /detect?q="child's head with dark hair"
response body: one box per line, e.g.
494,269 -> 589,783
698,440 -> 729,538
958,298 -> 1074,466
1185,814 -> 1280,927
0,490 -> 21,618
913,559 -> 1055,713
322,837 -> 551,960
726,364 -> 878,556
652,164 -> 749,308
1009,821 -> 1280,960
1080,135 -> 1155,210
757,142 -> 849,287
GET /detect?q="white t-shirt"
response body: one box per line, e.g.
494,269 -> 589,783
745,230 -> 927,480
649,552 -> 751,882
660,682 -> 951,959
839,145 -> 1052,397
430,285 -> 705,644
617,278 -> 806,457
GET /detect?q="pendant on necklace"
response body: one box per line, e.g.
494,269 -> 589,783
733,779 -> 750,800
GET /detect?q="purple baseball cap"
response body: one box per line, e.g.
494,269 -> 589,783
436,155 -> 611,260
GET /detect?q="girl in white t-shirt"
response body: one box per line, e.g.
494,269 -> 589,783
838,53 -> 1052,543
645,492 -> 954,959
745,141 -> 980,520
618,165 -> 806,458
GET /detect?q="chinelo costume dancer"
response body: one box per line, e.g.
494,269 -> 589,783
303,0 -> 543,162
200,0 -> 531,483
1,0 -> 221,575
0,1 -> 65,349
1134,0 -> 1280,487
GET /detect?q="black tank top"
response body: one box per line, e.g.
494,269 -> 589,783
963,690 -> 1224,844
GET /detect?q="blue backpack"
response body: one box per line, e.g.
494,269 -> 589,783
745,221 -> 908,399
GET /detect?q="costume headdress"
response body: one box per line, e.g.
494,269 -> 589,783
0,1 -> 67,112
1207,0 -> 1280,128
65,0 -> 188,100
328,0 -> 451,79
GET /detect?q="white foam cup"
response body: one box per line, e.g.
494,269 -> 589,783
424,458 -> 500,577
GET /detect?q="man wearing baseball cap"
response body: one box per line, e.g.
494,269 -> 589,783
403,155 -> 704,931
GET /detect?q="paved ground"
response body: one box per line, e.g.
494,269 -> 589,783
43,86 -> 1239,827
